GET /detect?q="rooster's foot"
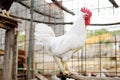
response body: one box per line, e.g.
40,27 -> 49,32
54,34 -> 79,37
64,70 -> 78,75
64,70 -> 69,75
1,10 -> 11,18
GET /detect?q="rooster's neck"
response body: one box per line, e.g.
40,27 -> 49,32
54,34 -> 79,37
68,15 -> 86,34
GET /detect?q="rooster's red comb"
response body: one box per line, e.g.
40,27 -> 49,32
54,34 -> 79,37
80,7 -> 92,17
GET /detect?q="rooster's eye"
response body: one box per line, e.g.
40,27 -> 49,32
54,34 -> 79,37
85,14 -> 89,17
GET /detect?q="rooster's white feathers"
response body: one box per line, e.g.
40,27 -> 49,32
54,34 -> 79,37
35,13 -> 87,73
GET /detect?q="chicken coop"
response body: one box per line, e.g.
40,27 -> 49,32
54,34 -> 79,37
0,0 -> 120,80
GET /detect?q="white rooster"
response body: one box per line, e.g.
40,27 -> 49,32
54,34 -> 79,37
35,7 -> 92,75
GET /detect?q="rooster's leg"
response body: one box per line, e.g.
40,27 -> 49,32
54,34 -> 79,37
62,61 -> 78,75
61,61 -> 69,74
53,56 -> 64,74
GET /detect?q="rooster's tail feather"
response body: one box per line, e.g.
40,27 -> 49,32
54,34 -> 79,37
34,23 -> 55,45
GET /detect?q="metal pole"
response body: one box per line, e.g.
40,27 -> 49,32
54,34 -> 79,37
81,48 -> 83,74
98,0 -> 100,15
115,34 -> 117,76
99,36 -> 101,77
85,44 -> 86,75
27,0 -> 34,80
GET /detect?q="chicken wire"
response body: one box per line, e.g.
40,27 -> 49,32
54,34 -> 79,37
33,0 -> 120,78
12,0 -> 64,78
0,0 -> 120,79
75,32 -> 120,77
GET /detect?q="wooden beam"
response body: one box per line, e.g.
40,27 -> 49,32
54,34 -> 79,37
109,0 -> 119,8
0,22 -> 12,30
0,49 -> 4,56
18,55 -> 26,59
0,14 -> 18,24
66,74 -> 120,80
0,13 -> 18,30
35,74 -> 49,80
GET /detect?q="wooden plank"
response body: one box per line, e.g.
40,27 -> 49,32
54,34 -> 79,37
18,55 -> 26,59
66,74 -> 120,80
0,14 -> 18,24
35,74 -> 49,80
0,15 -> 17,25
0,18 -> 17,26
0,13 -> 18,30
0,49 -> 4,56
0,22 -> 12,30
0,49 -> 26,58
18,50 -> 25,55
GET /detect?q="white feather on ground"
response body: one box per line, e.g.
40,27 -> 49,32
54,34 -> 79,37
96,68 -> 107,77
96,73 -> 106,77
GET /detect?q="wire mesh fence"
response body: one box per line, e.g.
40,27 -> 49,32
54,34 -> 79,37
0,0 -> 120,79
34,30 -> 120,77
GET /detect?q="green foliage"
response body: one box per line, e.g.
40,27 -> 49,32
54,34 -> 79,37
87,29 -> 120,38
87,29 -> 109,38
87,29 -> 120,44
18,31 -> 25,43
112,30 -> 120,36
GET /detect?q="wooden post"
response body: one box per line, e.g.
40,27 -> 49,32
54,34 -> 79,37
0,14 -> 18,80
3,29 -> 14,80
12,29 -> 18,80
3,29 -> 18,80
